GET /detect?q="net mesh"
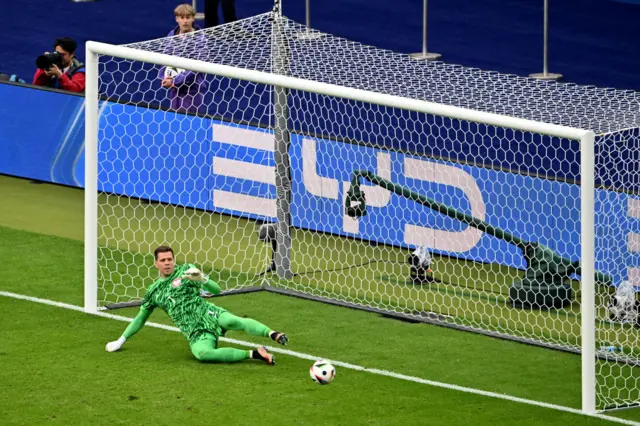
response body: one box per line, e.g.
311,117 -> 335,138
93,12 -> 640,411
120,12 -> 640,135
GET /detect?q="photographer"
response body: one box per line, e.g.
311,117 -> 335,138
33,38 -> 85,93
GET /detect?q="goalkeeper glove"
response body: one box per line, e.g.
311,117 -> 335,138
105,336 -> 126,352
182,267 -> 207,283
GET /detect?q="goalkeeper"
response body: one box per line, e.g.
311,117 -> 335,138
105,246 -> 288,365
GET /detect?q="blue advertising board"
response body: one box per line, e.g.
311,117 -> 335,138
1,82 -> 638,286
0,83 -> 86,186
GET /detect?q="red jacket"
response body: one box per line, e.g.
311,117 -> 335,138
33,58 -> 85,93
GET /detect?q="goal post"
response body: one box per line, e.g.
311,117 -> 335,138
82,12 -> 640,413
83,37 -> 598,410
84,44 -> 99,315
581,130 -> 596,414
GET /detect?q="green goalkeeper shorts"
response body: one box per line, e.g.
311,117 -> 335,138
188,305 -> 228,346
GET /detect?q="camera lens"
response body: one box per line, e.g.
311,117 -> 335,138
36,54 -> 52,70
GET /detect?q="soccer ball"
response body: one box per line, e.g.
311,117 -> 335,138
309,360 -> 336,385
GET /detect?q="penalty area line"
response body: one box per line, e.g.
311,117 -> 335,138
1,290 -> 638,426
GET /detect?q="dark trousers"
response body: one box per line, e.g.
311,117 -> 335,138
204,0 -> 237,28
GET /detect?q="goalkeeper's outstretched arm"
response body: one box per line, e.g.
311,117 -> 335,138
105,307 -> 153,352
201,278 -> 222,295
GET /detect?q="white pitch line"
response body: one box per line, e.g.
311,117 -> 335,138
1,290 -> 639,426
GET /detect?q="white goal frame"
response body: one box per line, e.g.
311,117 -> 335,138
83,39 -> 597,413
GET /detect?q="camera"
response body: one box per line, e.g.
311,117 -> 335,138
36,51 -> 63,70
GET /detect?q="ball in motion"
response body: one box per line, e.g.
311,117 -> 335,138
309,360 -> 336,385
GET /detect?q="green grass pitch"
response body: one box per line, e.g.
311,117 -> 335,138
0,175 -> 639,425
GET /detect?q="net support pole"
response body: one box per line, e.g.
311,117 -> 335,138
84,45 -> 99,313
297,0 -> 322,40
272,13 -> 293,280
580,131 -> 596,414
192,0 -> 205,21
530,0 -> 562,80
409,0 -> 441,61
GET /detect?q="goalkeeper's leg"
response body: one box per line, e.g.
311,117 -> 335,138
218,311 -> 289,345
189,333 -> 274,364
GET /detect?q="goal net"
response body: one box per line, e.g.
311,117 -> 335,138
86,11 -> 640,412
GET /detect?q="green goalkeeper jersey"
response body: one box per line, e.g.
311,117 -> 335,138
141,263 -> 226,343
